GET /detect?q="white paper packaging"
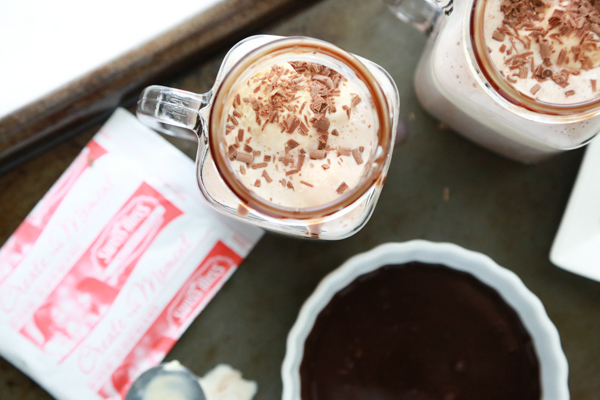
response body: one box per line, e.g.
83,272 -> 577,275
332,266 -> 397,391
551,135 -> 600,281
0,108 -> 263,400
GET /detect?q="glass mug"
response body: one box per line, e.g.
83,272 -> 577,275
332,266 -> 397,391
386,0 -> 600,163
137,35 -> 400,240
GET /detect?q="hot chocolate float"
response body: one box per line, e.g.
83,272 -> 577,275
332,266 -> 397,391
407,0 -> 600,162
138,35 -> 399,239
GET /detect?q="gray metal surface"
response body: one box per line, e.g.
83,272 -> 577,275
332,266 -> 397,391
1,0 -> 599,399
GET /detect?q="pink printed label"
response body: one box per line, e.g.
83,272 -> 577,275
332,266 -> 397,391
97,241 -> 241,399
0,140 -> 107,285
17,182 -> 183,362
0,110 -> 263,400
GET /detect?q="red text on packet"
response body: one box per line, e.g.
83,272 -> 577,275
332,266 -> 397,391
97,241 -> 241,400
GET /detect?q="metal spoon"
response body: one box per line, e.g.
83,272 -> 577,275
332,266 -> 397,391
125,362 -> 206,400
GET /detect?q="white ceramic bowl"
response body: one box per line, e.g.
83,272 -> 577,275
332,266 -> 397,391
281,241 -> 569,400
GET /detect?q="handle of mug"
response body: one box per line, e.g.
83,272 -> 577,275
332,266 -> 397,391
384,0 -> 448,35
136,85 -> 210,142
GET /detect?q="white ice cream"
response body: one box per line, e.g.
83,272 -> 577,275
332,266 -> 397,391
199,364 -> 257,400
224,61 -> 376,209
485,0 -> 600,104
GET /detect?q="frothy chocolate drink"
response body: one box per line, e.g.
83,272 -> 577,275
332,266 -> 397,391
224,61 -> 375,209
300,263 -> 541,400
485,0 -> 600,104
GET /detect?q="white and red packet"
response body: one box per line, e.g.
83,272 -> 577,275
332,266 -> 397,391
0,108 -> 263,400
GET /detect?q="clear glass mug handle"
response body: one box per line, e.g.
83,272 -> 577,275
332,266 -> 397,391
383,0 -> 451,34
136,85 -> 211,141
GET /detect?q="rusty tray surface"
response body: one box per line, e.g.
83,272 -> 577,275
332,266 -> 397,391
0,0 -> 318,175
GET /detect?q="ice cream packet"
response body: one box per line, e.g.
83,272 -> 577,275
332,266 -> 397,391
0,108 -> 263,400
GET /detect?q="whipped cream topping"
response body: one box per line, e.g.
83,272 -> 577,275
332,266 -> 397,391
223,61 -> 376,209
199,364 -> 257,400
485,0 -> 600,104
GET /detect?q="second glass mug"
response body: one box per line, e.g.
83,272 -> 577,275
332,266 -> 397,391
387,0 -> 600,163
137,35 -> 400,240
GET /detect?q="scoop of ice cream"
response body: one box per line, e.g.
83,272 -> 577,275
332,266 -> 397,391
199,364 -> 257,400
230,62 -> 361,152
485,0 -> 600,103
224,61 -> 376,208
232,62 -> 312,151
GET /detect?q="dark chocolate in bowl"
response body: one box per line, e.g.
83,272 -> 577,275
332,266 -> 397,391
300,262 -> 541,400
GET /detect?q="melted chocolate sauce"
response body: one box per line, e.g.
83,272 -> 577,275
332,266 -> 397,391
300,263 -> 540,400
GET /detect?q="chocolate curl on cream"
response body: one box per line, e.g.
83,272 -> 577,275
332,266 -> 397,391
236,153 -> 254,164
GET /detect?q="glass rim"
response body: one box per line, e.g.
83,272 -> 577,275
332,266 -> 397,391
207,36 -> 393,220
